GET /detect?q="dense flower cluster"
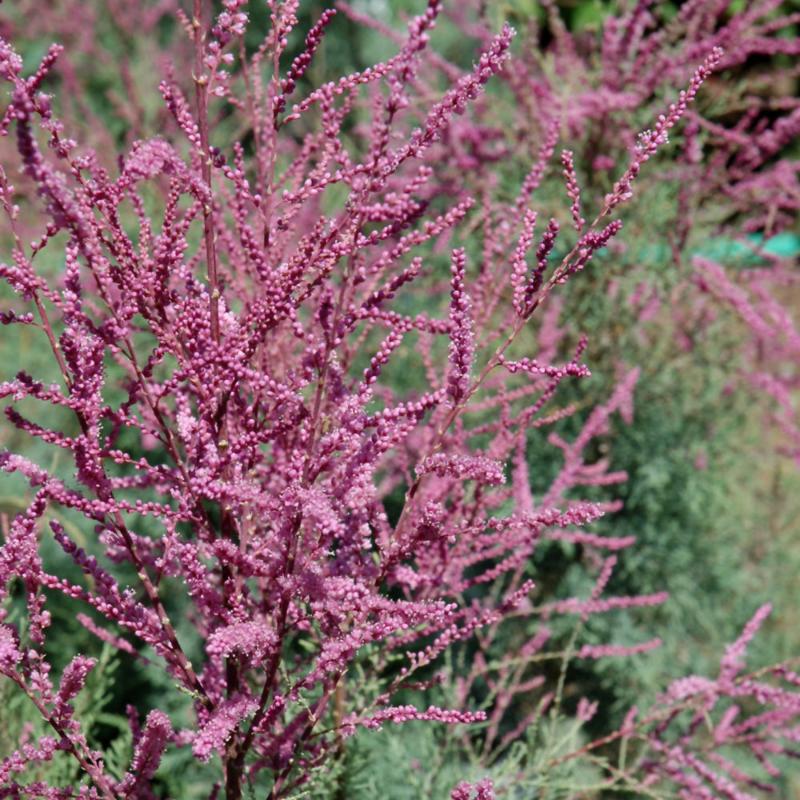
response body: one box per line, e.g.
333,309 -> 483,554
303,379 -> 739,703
0,1 -> 797,799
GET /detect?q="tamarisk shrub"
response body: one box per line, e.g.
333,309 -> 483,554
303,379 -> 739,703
694,255 -> 800,467
361,0 -> 800,726
438,602 -> 800,799
440,0 -> 800,241
0,2 -> 797,799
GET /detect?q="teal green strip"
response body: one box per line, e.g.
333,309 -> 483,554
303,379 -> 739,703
634,233 -> 799,266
